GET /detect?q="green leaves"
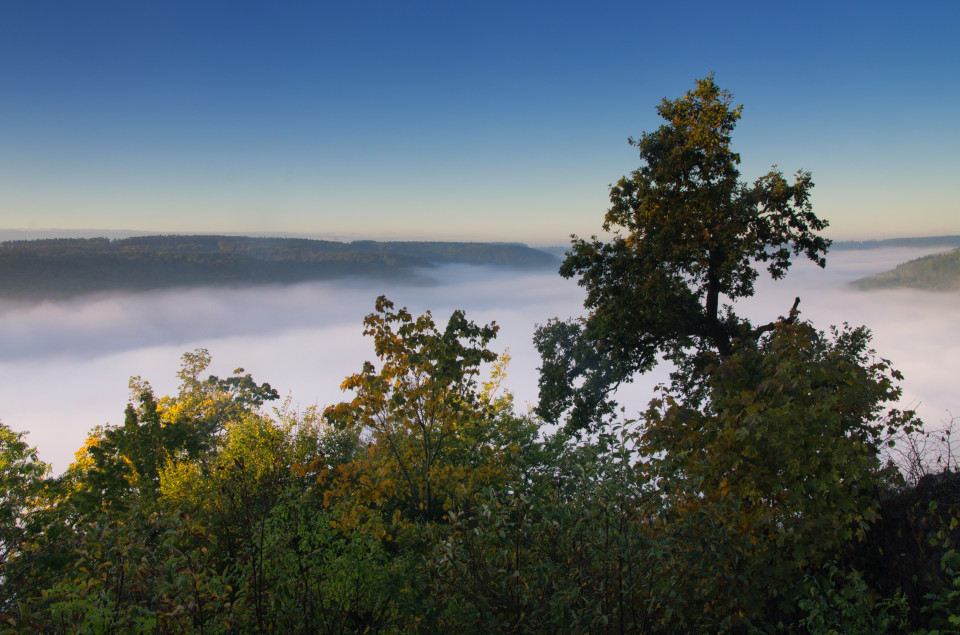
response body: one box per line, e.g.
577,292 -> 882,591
2,286 -> 950,631
324,296 -> 505,525
635,321 -> 918,624
536,75 -> 830,432
0,423 -> 50,613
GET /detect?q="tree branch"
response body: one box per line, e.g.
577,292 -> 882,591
751,297 -> 801,339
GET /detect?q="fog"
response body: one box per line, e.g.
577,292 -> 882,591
2,247 -> 957,474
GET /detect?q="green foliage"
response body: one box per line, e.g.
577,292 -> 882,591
4,310 -> 949,632
916,549 -> 960,634
852,475 -> 960,630
324,295 -> 503,525
797,562 -> 909,634
19,509 -> 233,634
644,322 -> 911,542
535,75 -> 830,432
0,424 -> 48,562
429,429 -> 656,632
59,349 -> 279,521
636,321 -> 915,625
0,423 -> 50,613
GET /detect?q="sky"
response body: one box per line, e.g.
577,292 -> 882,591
1,1 -> 958,244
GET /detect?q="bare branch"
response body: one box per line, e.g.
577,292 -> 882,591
751,297 -> 801,339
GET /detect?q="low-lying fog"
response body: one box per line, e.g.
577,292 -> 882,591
2,246 -> 957,474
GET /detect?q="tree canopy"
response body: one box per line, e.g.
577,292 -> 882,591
0,298 -> 954,632
535,75 -> 830,432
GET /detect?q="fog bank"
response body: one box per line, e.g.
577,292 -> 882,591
1,248 -> 956,473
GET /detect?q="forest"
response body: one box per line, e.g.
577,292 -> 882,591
0,236 -> 557,300
853,247 -> 960,291
1,77 -> 959,633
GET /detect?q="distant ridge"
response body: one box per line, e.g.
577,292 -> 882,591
832,235 -> 960,250
852,247 -> 960,291
541,236 -> 960,260
348,240 -> 557,267
0,235 -> 558,301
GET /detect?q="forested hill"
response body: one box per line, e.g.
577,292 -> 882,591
852,247 -> 960,291
0,235 -> 558,300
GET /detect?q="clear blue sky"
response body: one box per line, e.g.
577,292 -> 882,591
1,0 -> 957,244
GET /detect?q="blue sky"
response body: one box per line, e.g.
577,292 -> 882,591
1,0 -> 957,244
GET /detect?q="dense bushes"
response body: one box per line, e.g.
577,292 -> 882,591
1,299 -> 957,632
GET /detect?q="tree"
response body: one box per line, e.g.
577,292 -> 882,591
535,75 -> 830,432
324,296 -> 503,526
0,422 -> 49,608
636,321 -> 916,625
64,349 -> 280,516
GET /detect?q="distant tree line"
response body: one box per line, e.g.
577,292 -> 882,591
0,236 -> 558,300
834,237 -> 960,251
853,247 -> 960,291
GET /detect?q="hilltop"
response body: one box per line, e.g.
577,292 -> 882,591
0,235 -> 558,300
852,247 -> 960,291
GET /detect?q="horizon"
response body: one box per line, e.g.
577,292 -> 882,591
3,228 -> 960,251
1,2 -> 957,244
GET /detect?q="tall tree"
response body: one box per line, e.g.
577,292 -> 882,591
535,75 -> 830,432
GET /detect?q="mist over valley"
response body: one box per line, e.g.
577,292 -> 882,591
1,242 -> 957,473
